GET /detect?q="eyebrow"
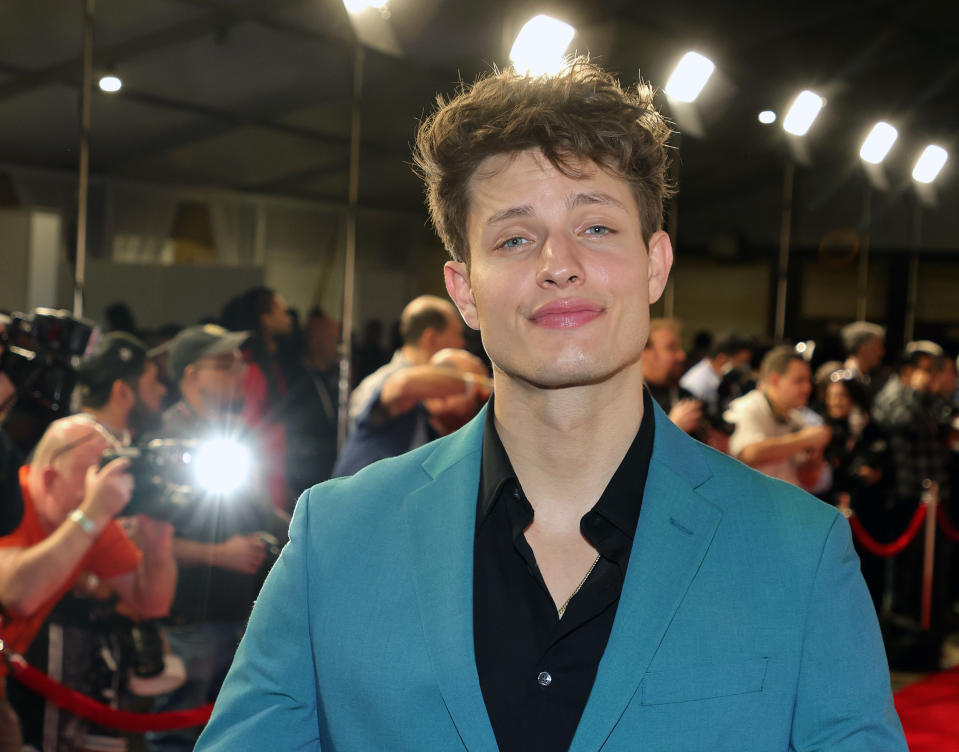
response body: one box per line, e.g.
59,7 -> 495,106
484,192 -> 627,227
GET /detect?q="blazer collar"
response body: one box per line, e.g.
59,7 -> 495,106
405,401 -> 721,752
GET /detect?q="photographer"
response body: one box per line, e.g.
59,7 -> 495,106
0,415 -> 176,748
76,332 -> 167,444
145,325 -> 288,752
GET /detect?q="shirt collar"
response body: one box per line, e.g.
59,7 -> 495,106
476,389 -> 655,541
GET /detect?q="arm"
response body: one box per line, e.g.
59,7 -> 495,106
380,366 -> 491,417
737,425 -> 831,467
789,514 -> 907,750
172,533 -> 267,574
105,516 -> 177,619
0,459 -> 131,616
195,490 -> 320,750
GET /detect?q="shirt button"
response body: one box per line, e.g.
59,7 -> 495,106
537,671 -> 552,687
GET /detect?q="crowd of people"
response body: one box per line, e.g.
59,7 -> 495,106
2,283 -> 955,749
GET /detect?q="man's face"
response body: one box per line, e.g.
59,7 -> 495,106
135,361 -> 167,414
857,335 -> 885,372
445,149 -> 671,389
770,360 -> 813,410
192,350 -> 246,411
642,328 -> 686,387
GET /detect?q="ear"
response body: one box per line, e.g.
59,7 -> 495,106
646,230 -> 674,304
110,379 -> 134,409
40,465 -> 59,493
444,261 -> 480,331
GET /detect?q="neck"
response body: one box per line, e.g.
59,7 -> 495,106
400,344 -> 430,366
492,365 -> 645,524
82,405 -> 128,437
761,386 -> 790,418
181,387 -> 212,420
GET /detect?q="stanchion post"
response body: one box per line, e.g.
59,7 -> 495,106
920,479 -> 938,631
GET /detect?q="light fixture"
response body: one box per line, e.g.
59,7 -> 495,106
859,121 -> 898,164
98,74 -> 122,93
758,110 -> 776,125
509,15 -> 576,76
782,90 -> 824,136
343,0 -> 388,11
664,52 -> 715,103
912,145 -> 948,184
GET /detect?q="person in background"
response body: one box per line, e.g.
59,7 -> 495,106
221,287 -> 296,510
725,345 -> 832,493
679,333 -> 753,417
0,415 -> 176,750
144,324 -> 287,752
285,308 -> 342,491
333,347 -> 491,477
820,370 -> 890,611
641,318 -> 703,435
75,332 -> 167,443
348,295 -> 466,429
840,321 -> 887,399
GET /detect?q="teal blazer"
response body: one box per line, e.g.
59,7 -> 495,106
196,402 -> 906,751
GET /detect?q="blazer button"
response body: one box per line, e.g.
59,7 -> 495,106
537,671 -> 552,687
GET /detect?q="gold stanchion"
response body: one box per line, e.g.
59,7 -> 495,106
920,479 -> 938,631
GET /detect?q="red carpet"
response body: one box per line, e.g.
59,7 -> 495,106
895,667 -> 959,751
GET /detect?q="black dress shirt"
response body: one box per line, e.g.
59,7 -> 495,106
473,390 -> 655,752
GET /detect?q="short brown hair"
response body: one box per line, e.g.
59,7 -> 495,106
759,345 -> 806,383
413,58 -> 674,264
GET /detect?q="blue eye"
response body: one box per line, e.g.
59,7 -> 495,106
584,225 -> 611,235
500,237 -> 528,248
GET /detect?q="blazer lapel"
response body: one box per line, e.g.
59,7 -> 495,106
404,409 -> 499,752
570,405 -> 723,752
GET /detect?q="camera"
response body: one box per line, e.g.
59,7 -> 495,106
100,437 -> 253,521
0,308 -> 95,413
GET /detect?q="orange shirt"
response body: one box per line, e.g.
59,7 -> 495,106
0,466 -> 141,679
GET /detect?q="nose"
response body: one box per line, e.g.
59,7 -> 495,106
536,233 -> 585,288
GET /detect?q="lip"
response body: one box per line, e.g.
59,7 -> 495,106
529,298 -> 604,329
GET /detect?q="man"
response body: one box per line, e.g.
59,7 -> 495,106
641,318 -> 703,435
333,347 -> 492,477
840,320 -> 887,398
0,415 -> 176,748
347,294 -> 466,427
872,343 -> 949,620
145,325 -> 287,752
679,333 -> 752,415
75,331 -> 168,443
197,61 -> 904,750
725,346 -> 833,492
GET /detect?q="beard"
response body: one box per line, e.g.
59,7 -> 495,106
129,398 -> 162,439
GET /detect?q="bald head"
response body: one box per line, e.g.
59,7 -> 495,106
30,415 -> 117,526
400,295 -> 465,358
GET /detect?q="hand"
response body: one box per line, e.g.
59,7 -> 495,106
214,534 -> 267,574
908,368 -> 933,392
79,457 -> 133,528
669,399 -> 703,434
799,425 -> 832,451
856,464 -> 883,486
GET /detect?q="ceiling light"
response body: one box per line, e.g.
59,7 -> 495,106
912,145 -> 948,184
859,121 -> 898,164
664,52 -> 715,103
758,110 -> 776,125
509,15 -> 576,76
98,75 -> 122,93
782,90 -> 824,136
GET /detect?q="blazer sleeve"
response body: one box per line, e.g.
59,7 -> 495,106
789,513 -> 907,751
195,489 -> 322,751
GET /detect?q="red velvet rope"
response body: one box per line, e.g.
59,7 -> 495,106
936,504 -> 959,543
6,655 -> 212,731
848,503 -> 928,558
